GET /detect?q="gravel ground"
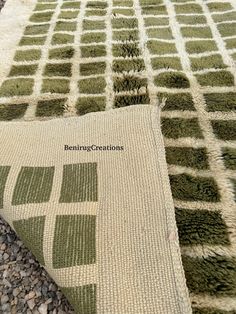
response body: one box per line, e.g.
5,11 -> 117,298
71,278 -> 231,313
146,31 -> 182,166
0,0 -> 6,10
0,2 -> 74,313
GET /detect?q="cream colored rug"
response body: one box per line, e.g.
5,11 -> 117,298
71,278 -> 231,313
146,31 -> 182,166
0,0 -> 236,313
0,105 -> 191,313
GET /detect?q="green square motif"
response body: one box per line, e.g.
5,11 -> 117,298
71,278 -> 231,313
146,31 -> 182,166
53,215 -> 96,268
13,216 -> 45,265
59,163 -> 98,203
12,167 -> 54,205
0,79 -> 34,97
61,285 -> 96,314
79,77 -> 106,94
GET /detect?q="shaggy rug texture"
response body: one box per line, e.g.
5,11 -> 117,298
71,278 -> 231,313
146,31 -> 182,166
0,105 -> 191,314
0,0 -> 236,313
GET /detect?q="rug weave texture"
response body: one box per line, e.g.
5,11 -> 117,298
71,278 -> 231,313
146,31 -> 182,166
0,105 -> 191,314
0,0 -> 236,313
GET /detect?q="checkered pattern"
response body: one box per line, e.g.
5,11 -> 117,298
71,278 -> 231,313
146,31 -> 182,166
0,0 -> 236,312
2,162 -> 98,313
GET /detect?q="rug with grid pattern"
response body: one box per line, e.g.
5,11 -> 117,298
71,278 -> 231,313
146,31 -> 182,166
0,0 -> 236,313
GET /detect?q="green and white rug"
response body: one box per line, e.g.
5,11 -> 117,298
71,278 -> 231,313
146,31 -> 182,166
0,0 -> 236,313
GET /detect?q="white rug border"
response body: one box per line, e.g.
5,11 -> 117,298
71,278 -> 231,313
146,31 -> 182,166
0,0 -> 37,88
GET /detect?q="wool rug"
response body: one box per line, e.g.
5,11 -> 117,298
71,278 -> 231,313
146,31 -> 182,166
0,105 -> 192,314
0,0 -> 236,313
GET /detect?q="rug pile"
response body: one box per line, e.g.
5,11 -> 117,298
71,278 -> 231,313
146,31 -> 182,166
0,0 -> 236,313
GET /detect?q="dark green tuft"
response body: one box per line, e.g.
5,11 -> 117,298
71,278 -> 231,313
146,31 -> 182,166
161,118 -> 203,139
222,148 -> 236,170
155,72 -> 190,88
212,120 -> 236,141
176,208 -> 230,246
182,255 -> 236,296
169,174 -> 220,202
77,97 -> 105,115
166,147 -> 209,169
114,94 -> 150,108
36,98 -> 66,117
158,93 -> 195,111
0,103 -> 28,121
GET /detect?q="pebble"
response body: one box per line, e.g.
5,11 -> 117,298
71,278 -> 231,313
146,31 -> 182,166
27,299 -> 35,310
13,288 -> 21,297
25,291 -> 36,300
58,310 -> 67,314
3,252 -> 9,260
1,243 -> 6,250
7,233 -> 16,243
41,285 -> 48,297
11,243 -> 20,254
3,278 -> 11,287
35,290 -> 42,298
11,305 -> 17,314
32,278 -> 39,285
3,269 -> 8,278
38,303 -> 48,314
0,234 -> 7,242
49,283 -> 57,292
20,270 -> 27,277
1,295 -> 9,304
45,298 -> 52,305
2,303 -> 10,312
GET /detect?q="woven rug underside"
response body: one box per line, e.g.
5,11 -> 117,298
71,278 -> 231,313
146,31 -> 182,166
0,0 -> 236,313
0,105 -> 191,314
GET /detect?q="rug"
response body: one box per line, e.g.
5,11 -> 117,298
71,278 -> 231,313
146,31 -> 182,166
0,0 -> 235,313
0,105 -> 192,314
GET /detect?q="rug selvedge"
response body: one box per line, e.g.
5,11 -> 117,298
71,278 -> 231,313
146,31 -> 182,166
0,0 -> 236,313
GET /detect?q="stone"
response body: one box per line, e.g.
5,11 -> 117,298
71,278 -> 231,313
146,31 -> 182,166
41,285 -> 48,297
0,234 -> 7,242
38,303 -> 48,314
25,291 -> 35,300
49,283 -> 57,292
1,295 -> 9,304
3,278 -> 11,287
32,278 -> 39,285
1,243 -> 6,250
13,288 -> 21,297
27,299 -> 35,310
11,243 -> 20,254
2,303 -> 10,312
45,298 -> 52,305
7,233 -> 16,243
11,305 -> 17,314
3,269 -> 8,278
3,252 -> 9,260
20,271 -> 26,277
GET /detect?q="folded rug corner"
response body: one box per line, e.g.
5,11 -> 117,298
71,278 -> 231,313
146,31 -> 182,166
0,105 -> 192,314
